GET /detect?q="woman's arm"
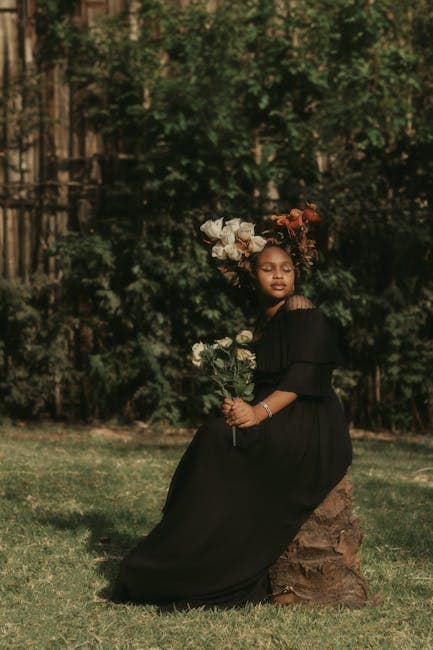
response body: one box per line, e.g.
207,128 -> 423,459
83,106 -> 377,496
222,390 -> 297,428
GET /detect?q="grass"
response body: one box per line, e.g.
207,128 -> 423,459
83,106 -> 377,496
1,424 -> 433,649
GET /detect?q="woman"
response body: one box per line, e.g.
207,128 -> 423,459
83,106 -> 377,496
112,225 -> 352,612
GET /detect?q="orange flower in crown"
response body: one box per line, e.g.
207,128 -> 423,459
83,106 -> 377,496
302,203 -> 321,223
270,204 -> 321,236
271,209 -> 303,236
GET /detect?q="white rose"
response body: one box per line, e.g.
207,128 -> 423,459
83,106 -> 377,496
215,337 -> 233,348
225,218 -> 242,231
224,243 -> 243,261
220,225 -> 236,246
191,342 -> 206,367
236,222 -> 255,241
236,348 -> 256,367
200,217 -> 224,240
248,235 -> 268,253
211,243 -> 228,259
235,329 -> 253,344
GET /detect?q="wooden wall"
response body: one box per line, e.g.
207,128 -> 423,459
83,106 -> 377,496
0,0 -> 130,281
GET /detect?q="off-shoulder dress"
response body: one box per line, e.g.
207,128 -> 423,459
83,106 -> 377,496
112,296 -> 353,611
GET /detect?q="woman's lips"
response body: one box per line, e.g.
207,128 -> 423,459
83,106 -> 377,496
271,284 -> 286,289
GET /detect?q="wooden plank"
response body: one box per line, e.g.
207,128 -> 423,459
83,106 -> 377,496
30,202 -> 37,272
2,7 -> 22,207
53,65 -> 70,160
12,203 -> 19,277
128,0 -> 139,40
23,1 -> 36,66
107,0 -> 126,13
22,207 -> 31,282
0,206 -> 4,277
85,129 -> 103,159
34,208 -> 45,274
0,2 -> 18,11
2,8 -> 19,77
48,211 -> 55,278
84,0 -> 108,25
5,206 -> 16,278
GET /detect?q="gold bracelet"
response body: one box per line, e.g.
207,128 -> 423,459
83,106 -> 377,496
259,400 -> 273,418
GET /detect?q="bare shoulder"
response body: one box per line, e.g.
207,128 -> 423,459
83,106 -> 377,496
285,293 -> 315,310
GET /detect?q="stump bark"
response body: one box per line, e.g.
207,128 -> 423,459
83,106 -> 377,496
268,474 -> 369,607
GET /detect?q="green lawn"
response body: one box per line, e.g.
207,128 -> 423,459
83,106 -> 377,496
1,425 -> 432,649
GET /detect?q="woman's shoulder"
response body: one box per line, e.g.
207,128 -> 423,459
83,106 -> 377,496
276,294 -> 342,365
254,293 -> 342,368
281,294 -> 332,329
282,294 -> 336,329
284,292 -> 315,311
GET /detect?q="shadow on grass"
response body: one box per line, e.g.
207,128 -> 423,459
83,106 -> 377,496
36,508 -> 200,615
37,509 -> 157,602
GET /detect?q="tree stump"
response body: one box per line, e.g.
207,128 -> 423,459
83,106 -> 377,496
268,474 -> 369,607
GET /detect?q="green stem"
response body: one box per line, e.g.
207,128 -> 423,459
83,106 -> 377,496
229,392 -> 237,447
223,388 -> 238,447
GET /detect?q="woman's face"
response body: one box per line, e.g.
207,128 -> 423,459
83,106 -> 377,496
253,246 -> 295,301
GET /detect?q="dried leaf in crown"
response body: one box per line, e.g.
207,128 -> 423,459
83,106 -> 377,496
261,203 -> 321,274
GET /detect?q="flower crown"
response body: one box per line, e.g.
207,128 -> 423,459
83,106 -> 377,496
200,203 -> 322,288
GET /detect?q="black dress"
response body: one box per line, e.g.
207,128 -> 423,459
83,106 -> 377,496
112,301 -> 353,612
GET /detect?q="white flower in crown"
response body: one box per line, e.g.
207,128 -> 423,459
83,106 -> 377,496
201,216 -> 269,287
224,243 -> 243,261
211,243 -> 228,259
225,218 -> 242,230
237,222 -> 255,241
200,217 -> 224,240
248,235 -> 268,253
219,225 -> 236,246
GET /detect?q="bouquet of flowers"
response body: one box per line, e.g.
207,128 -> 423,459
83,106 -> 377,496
191,330 -> 256,447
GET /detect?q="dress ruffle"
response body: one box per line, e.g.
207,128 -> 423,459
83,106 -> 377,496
252,307 -> 342,398
253,307 -> 342,370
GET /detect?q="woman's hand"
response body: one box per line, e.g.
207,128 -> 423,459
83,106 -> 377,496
221,397 -> 264,428
221,397 -> 234,419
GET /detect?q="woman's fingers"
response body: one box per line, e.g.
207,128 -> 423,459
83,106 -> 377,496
231,407 -> 248,418
222,398 -> 234,413
227,415 -> 251,426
